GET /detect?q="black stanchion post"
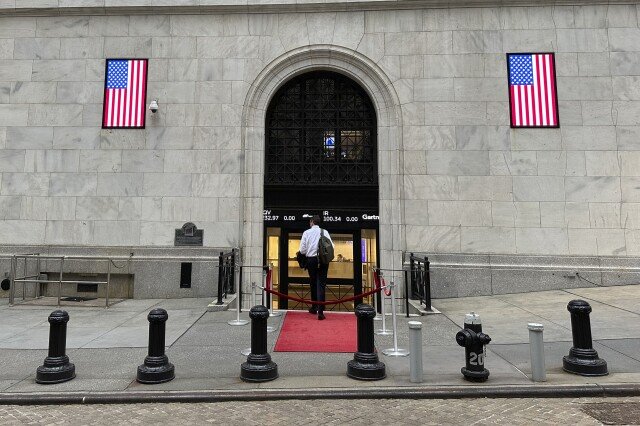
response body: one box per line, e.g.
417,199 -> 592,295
216,251 -> 224,305
238,258 -> 243,312
230,249 -> 236,294
425,256 -> 431,310
404,267 -> 410,318
347,303 -> 386,380
241,305 -> 278,382
137,308 -> 175,384
36,310 -> 75,384
409,253 -> 415,299
562,300 -> 608,376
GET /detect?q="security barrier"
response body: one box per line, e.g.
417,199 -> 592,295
8,253 -> 221,308
408,253 -> 432,312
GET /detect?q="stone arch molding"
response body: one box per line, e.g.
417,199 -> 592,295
239,45 -> 406,291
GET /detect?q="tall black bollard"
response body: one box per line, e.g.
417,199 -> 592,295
137,308 -> 175,384
563,300 -> 608,376
347,303 -> 386,380
36,310 -> 75,384
240,305 -> 278,382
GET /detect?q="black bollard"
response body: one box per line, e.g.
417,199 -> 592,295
562,300 -> 608,376
36,310 -> 75,384
347,303 -> 386,380
240,305 -> 278,382
137,308 -> 175,384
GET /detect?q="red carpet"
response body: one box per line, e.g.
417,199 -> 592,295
274,311 -> 357,353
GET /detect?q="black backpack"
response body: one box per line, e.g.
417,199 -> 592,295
318,229 -> 334,265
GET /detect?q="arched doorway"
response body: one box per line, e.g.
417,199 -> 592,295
263,71 -> 379,311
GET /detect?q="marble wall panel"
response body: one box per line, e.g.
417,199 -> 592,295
516,227 -> 569,255
0,61 -> 33,81
96,173 -> 143,197
513,176 -> 564,202
427,150 -> 490,176
1,172 -> 49,196
459,176 -> 513,201
14,38 -> 60,60
6,127 -> 53,149
565,177 -> 621,202
461,226 -> 516,253
0,196 -> 22,220
585,151 -> 620,176
428,200 -> 491,226
24,149 -> 79,172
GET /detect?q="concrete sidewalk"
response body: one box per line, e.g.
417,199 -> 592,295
0,285 -> 639,400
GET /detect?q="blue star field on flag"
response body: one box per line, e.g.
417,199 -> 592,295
508,55 -> 533,85
106,60 -> 129,89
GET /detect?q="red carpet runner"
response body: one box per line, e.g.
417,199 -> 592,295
274,311 -> 357,353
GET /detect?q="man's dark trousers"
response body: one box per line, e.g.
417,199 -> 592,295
306,257 -> 329,313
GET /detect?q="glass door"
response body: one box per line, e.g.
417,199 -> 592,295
266,227 -> 377,311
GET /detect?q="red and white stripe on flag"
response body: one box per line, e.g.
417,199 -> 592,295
507,53 -> 559,128
102,59 -> 148,129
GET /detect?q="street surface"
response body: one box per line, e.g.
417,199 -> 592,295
1,397 -> 639,425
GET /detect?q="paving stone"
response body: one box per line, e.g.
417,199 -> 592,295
2,397 -> 639,424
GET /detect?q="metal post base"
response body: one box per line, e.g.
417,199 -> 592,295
136,355 -> 175,384
347,353 -> 386,381
563,348 -> 608,376
228,319 -> 249,326
461,367 -> 490,382
36,356 -> 75,384
375,329 -> 393,336
240,353 -> 278,382
382,348 -> 410,357
241,347 -> 251,356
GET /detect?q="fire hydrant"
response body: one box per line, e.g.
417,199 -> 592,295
455,312 -> 491,382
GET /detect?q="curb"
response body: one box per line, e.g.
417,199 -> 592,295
1,384 -> 639,405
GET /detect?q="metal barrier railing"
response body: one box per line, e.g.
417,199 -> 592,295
8,253 -> 221,308
216,248 -> 238,305
408,252 -> 432,312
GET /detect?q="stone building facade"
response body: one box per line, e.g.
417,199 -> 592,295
1,0 -> 640,300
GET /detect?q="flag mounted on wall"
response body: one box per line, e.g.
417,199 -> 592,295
507,53 -> 559,128
102,59 -> 148,129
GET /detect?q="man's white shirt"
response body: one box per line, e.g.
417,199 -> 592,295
299,225 -> 334,257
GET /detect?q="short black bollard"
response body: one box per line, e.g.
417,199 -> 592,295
347,303 -> 386,380
456,312 -> 491,382
240,305 -> 278,382
36,310 -> 75,384
563,300 -> 608,376
137,308 -> 175,384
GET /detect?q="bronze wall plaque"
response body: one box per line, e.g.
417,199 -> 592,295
175,222 -> 203,246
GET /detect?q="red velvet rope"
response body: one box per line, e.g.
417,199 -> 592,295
264,285 -> 382,306
374,271 -> 391,297
266,268 -> 272,290
263,268 -> 382,306
382,277 -> 391,297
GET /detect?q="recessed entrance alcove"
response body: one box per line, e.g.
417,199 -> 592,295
240,45 -> 405,304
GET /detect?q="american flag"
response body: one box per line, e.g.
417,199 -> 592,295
507,53 -> 558,128
102,59 -> 148,128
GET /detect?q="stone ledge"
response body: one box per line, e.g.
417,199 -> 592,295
0,0 -> 638,17
407,298 -> 441,315
206,293 -> 235,311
